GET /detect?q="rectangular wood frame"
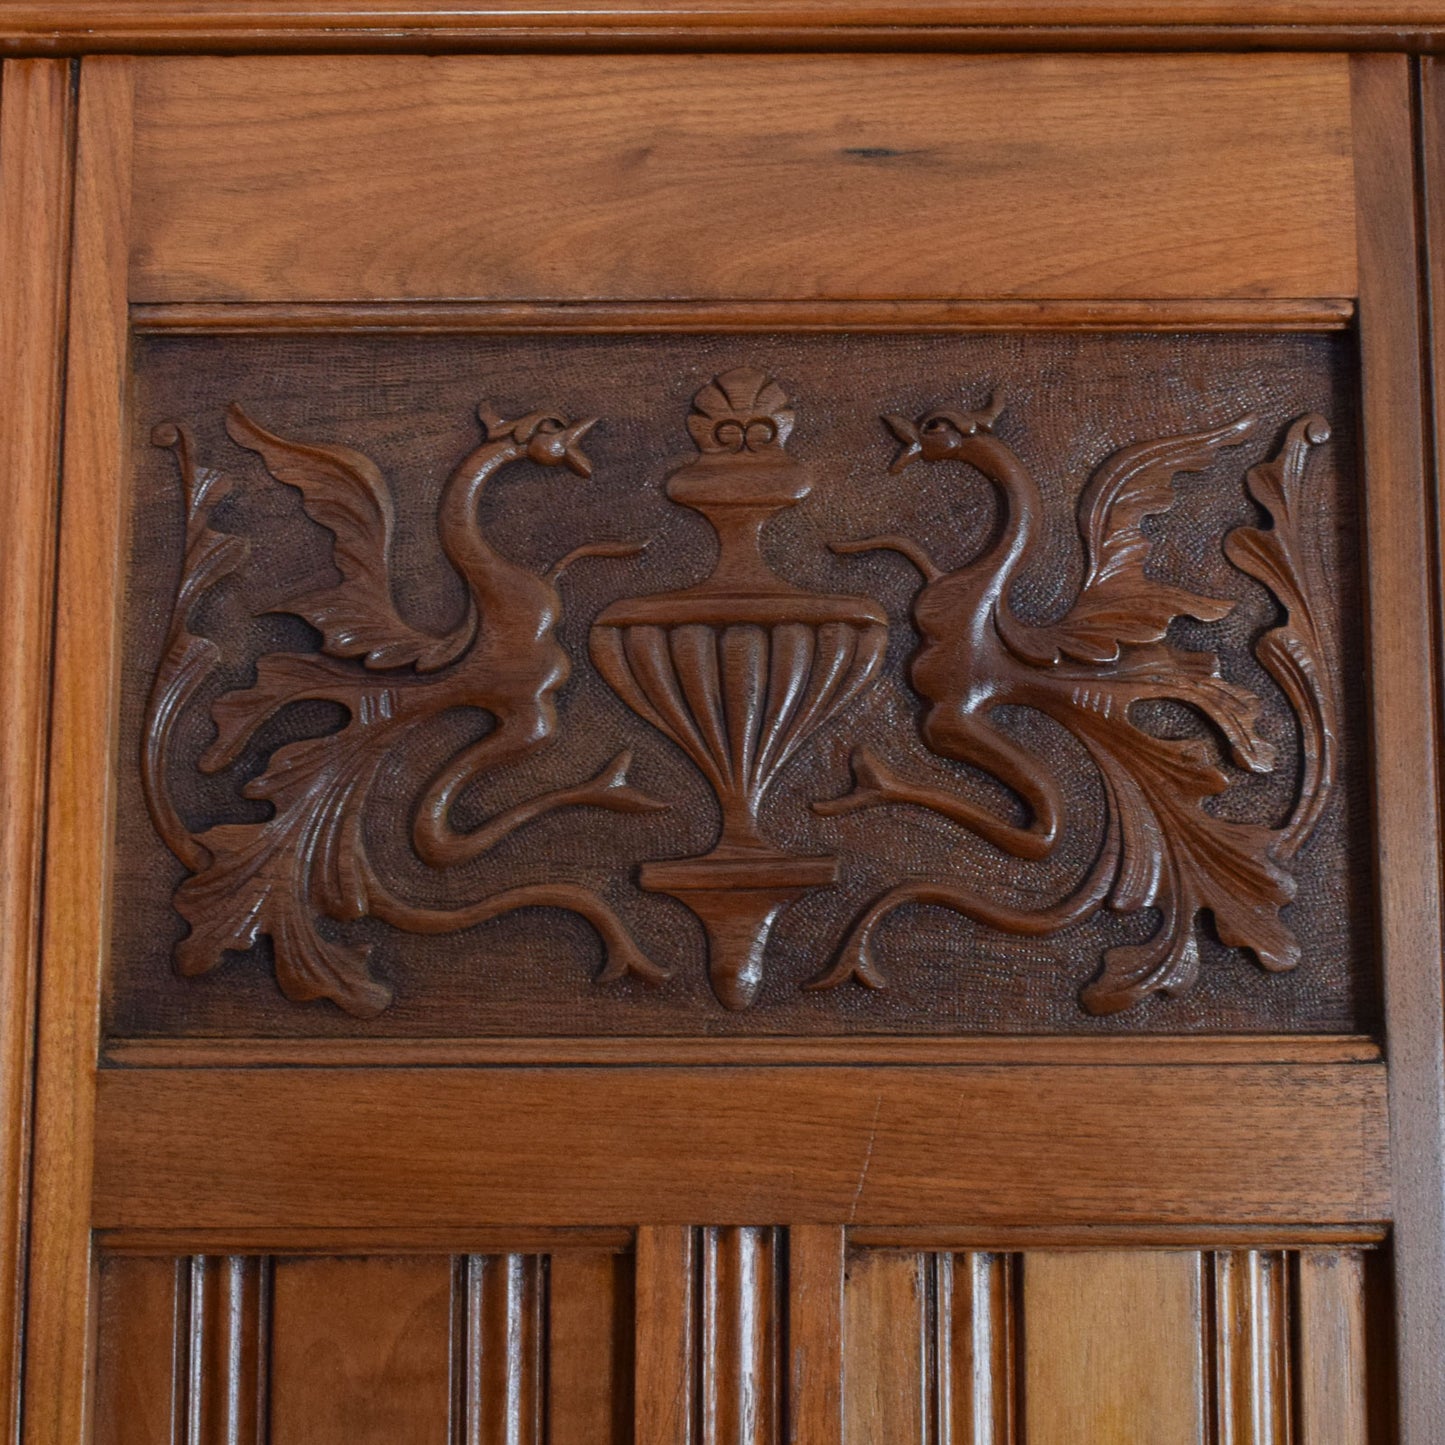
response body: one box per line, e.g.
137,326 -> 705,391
0,34 -> 1441,1444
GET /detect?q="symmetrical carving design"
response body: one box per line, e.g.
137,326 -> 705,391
140,364 -> 1341,1020
591,369 -> 888,1007
813,402 -> 1337,1014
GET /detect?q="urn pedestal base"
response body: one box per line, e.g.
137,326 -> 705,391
640,850 -> 838,1009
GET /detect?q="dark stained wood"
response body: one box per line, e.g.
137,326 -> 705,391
121,336 -> 1368,1036
269,1256 -> 452,1442
127,55 -> 1355,304
1353,50 -> 1445,1444
698,1228 -> 782,1444
0,56 -> 74,1444
91,1064 -> 1389,1228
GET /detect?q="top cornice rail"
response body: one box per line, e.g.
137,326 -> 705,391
6,3 -> 1445,54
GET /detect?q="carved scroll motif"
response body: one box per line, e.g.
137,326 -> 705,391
142,370 -> 1339,1018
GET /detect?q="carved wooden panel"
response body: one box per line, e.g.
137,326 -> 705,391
110,332 -> 1370,1037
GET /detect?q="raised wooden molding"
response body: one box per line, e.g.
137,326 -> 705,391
11,3 -> 1445,53
129,299 -> 1358,335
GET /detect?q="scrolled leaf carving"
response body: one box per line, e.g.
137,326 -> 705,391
143,400 -> 668,1017
816,400 -> 1340,1015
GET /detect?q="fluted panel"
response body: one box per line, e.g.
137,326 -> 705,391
700,1227 -> 783,1445
1212,1250 -> 1292,1445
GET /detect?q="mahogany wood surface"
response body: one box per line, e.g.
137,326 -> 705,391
126,54 -> 1355,304
0,58 -> 73,1445
4,19 -> 1444,1444
91,1064 -> 1388,1228
22,55 -> 133,1445
1352,52 -> 1445,1444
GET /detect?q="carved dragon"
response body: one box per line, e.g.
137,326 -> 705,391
142,402 -> 668,1017
814,401 -> 1337,1014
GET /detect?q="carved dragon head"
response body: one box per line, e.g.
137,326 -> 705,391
477,405 -> 597,477
884,395 -> 1006,473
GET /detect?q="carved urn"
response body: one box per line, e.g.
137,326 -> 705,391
590,369 -> 889,1008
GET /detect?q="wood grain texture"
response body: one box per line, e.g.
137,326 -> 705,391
91,1065 -> 1388,1228
699,1228 -> 782,1445
634,1227 -> 694,1445
0,56 -> 73,1445
22,54 -> 133,1445
127,298 -> 1358,334
269,1256 -> 452,1443
187,1256 -> 269,1445
456,1254 -> 545,1445
938,1254 -> 1015,1444
1353,52 -> 1445,1445
12,1 -> 1445,52
1212,1251 -> 1291,1444
842,1250 -> 928,1442
547,1249 -> 632,1445
128,54 -> 1355,304
100,1036 -> 1383,1068
1022,1251 -> 1206,1444
786,1227 -> 843,1445
93,1256 -> 184,1445
1295,1252 -> 1369,1445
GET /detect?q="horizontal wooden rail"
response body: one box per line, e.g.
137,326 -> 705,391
93,1063 -> 1389,1229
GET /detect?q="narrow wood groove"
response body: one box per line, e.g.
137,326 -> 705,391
128,298 -> 1357,334
99,1036 -> 1384,1070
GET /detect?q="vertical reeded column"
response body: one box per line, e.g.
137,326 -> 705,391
1211,1251 -> 1292,1445
186,1256 -> 270,1445
700,1228 -> 782,1445
456,1255 -> 546,1445
937,1253 -> 1016,1444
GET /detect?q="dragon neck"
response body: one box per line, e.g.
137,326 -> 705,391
953,434 -> 1041,603
438,437 -> 531,611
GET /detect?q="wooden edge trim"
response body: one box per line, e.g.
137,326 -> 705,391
0,57 -> 75,1444
97,1225 -> 635,1256
91,1063 -> 1390,1229
99,1034 -> 1384,1068
1353,52 -> 1445,1442
9,19 -> 1445,56
848,1223 -> 1390,1249
23,54 -> 133,1445
129,298 -> 1357,334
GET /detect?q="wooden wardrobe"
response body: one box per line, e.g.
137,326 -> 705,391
1,5 -> 1442,1440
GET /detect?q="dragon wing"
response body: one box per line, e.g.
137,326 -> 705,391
226,404 -> 472,672
1010,416 -> 1257,667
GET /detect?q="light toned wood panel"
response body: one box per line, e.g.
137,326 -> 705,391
634,1226 -> 694,1445
548,1250 -> 631,1445
787,1227 -> 844,1445
128,54 -> 1355,304
1212,1251 -> 1291,1444
1353,51 -> 1445,1445
843,1250 -> 927,1443
23,54 -> 133,1445
101,1034 -> 1383,1069
94,1256 -> 183,1445
938,1254 -> 1014,1445
1022,1251 -> 1206,1445
269,1256 -> 452,1443
1295,1252 -> 1369,1445
127,297 -> 1358,333
91,1065 -> 1389,1229
0,55 -> 73,1445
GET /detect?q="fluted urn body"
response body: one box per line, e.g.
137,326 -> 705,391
591,369 -> 888,1007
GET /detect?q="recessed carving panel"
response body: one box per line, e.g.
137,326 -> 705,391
110,332 -> 1370,1037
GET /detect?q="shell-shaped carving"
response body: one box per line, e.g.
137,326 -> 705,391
687,366 -> 796,454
